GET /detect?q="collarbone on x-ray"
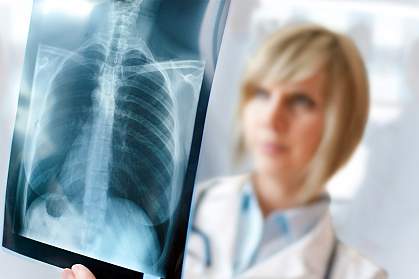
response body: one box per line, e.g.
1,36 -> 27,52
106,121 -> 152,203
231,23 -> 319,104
20,0 -> 205,275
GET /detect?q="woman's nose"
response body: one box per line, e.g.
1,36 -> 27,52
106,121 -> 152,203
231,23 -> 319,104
265,95 -> 289,132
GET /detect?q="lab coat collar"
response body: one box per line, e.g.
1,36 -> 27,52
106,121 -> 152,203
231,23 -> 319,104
237,211 -> 336,278
229,174 -> 336,278
187,174 -> 336,279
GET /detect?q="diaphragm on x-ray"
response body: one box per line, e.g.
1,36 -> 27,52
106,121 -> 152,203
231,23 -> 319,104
3,0 -> 230,278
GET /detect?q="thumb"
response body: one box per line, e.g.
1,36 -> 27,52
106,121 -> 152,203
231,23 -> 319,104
71,264 -> 96,279
61,268 -> 75,279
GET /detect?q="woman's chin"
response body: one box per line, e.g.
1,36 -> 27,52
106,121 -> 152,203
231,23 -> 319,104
254,158 -> 293,176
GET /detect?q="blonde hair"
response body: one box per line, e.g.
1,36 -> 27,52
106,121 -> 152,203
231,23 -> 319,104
236,23 -> 369,202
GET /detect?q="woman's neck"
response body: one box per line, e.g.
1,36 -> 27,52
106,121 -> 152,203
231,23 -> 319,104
252,171 -> 322,217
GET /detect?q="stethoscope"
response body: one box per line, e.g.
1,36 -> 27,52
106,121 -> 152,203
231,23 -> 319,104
189,187 -> 338,279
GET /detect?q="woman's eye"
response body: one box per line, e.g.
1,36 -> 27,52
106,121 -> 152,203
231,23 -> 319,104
254,88 -> 270,99
289,93 -> 315,109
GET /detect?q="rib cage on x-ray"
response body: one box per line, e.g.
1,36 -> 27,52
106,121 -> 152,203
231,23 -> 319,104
19,0 -> 205,275
28,42 -> 174,222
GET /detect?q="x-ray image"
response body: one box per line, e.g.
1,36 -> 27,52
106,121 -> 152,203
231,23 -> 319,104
3,0 -> 230,278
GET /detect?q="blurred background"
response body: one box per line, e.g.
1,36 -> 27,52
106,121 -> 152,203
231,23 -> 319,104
1,0 -> 419,278
196,1 -> 419,278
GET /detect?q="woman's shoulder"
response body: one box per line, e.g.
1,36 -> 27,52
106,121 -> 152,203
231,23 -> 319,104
189,174 -> 249,229
334,241 -> 388,279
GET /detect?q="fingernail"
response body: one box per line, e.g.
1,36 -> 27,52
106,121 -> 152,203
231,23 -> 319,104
72,264 -> 94,277
71,264 -> 83,272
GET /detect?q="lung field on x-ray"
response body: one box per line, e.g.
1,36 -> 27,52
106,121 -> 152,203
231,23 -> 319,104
20,0 -> 204,275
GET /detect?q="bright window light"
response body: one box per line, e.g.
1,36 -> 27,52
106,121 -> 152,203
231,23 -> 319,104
260,0 -> 419,19
40,0 -> 94,17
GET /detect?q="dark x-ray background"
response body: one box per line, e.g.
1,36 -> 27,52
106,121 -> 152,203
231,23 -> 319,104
1,0 -> 229,277
1,0 -> 419,278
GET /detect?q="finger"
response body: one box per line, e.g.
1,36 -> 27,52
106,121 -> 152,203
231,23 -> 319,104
71,264 -> 96,279
61,268 -> 76,279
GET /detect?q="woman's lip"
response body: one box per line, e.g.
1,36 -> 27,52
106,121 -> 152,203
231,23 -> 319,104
260,142 -> 288,155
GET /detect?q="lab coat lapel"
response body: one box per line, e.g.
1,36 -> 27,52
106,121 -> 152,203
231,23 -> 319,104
192,176 -> 249,277
237,212 -> 336,279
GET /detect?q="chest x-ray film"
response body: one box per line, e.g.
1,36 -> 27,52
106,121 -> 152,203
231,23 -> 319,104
2,0 -> 230,278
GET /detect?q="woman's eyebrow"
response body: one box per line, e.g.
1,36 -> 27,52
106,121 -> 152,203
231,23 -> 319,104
284,88 -> 309,95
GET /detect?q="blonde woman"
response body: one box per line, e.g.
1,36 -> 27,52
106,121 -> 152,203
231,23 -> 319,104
62,24 -> 386,279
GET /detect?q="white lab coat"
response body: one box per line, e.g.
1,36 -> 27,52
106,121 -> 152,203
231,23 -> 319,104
183,175 -> 387,279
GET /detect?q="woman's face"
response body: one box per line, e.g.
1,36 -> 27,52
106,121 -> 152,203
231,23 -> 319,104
242,71 -> 327,179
